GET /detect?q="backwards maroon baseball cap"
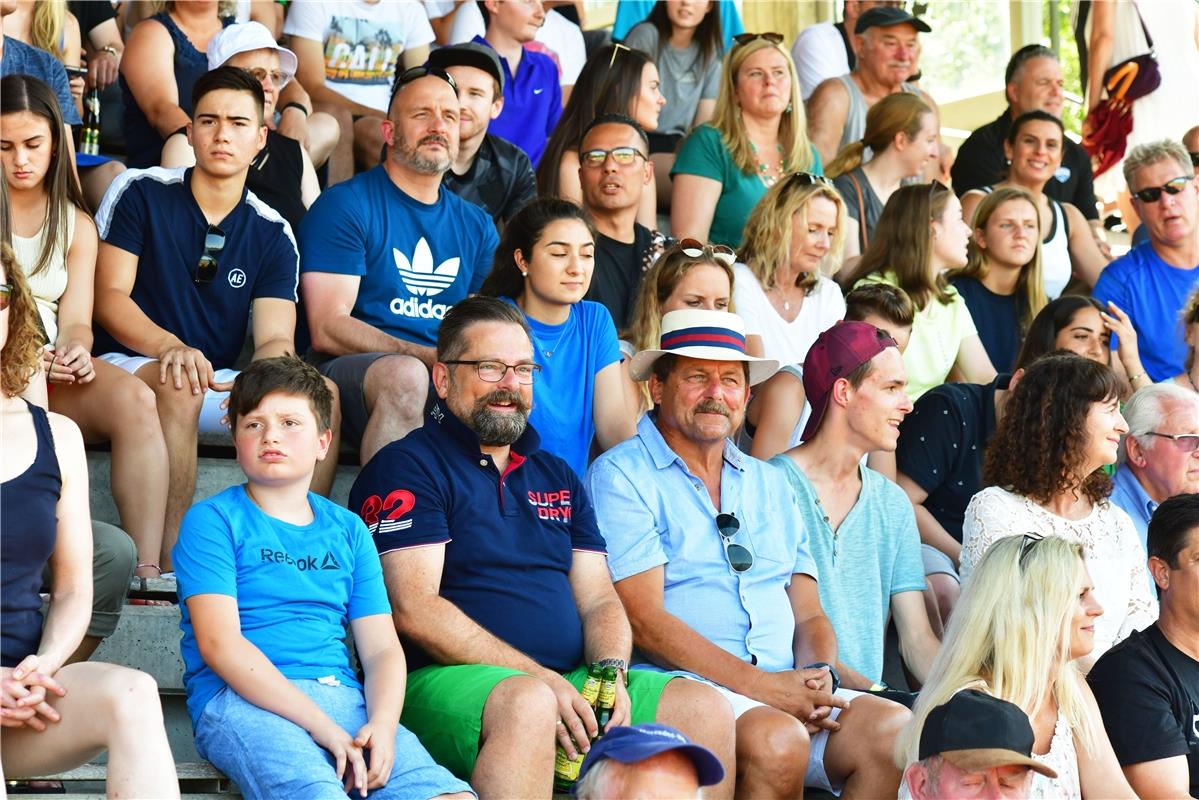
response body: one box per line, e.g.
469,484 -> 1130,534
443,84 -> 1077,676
800,321 -> 899,442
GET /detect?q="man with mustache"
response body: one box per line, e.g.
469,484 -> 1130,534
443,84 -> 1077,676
587,308 -> 912,799
298,66 -> 499,467
348,297 -> 736,799
806,6 -> 937,166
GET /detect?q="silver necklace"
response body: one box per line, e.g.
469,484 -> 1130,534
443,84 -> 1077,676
533,308 -> 573,359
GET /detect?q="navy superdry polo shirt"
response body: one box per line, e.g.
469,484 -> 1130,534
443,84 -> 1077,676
349,401 -> 606,673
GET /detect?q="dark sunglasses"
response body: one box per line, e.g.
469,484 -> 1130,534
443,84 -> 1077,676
0,283 -> 11,311
733,32 -> 785,46
788,172 -> 835,189
1017,531 -> 1045,568
677,238 -> 737,266
716,513 -> 753,573
1132,176 -> 1192,204
195,224 -> 225,285
580,146 -> 647,168
390,65 -> 457,105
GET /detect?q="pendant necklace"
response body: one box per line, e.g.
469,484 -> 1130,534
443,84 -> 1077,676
533,308 -> 573,359
750,141 -> 784,187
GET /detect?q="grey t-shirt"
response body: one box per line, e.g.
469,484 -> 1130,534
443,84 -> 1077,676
832,166 -> 884,252
623,22 -> 721,137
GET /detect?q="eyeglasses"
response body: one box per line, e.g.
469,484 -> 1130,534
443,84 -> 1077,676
442,360 -> 541,385
787,172 -> 835,189
1017,532 -> 1045,567
716,513 -> 753,572
0,283 -> 11,311
195,224 -> 225,284
390,65 -> 458,105
1132,176 -> 1192,203
608,41 -> 631,69
733,32 -> 785,47
242,67 -> 289,86
677,238 -> 737,266
580,146 -> 647,168
1145,431 -> 1199,452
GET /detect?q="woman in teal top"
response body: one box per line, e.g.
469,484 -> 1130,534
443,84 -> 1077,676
671,32 -> 822,249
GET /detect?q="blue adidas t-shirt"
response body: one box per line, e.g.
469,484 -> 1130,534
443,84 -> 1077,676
1093,242 -> 1199,382
349,403 -> 606,673
93,167 -> 299,370
504,299 -> 622,477
1,36 -> 82,125
174,486 -> 391,728
298,166 -> 498,349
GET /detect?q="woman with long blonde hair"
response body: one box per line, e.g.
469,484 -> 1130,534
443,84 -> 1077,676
670,32 -> 821,249
4,0 -> 85,118
948,187 -> 1048,371
896,534 -> 1136,799
826,92 -> 938,261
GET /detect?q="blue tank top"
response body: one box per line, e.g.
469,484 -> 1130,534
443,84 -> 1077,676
120,12 -> 231,168
0,401 -> 61,667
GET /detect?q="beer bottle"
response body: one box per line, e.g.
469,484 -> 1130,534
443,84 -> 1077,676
594,666 -> 618,734
552,664 -> 604,792
82,88 -> 101,155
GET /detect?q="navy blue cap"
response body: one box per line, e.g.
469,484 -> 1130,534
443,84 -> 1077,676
575,724 -> 725,789
855,6 -> 932,33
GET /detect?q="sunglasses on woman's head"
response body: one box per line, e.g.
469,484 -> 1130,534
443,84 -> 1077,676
677,238 -> 737,266
788,172 -> 834,189
733,32 -> 785,46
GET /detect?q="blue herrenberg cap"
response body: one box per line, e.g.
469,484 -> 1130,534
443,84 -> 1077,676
576,724 -> 725,789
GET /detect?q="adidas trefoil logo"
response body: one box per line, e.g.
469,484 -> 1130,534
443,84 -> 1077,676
394,238 -> 460,298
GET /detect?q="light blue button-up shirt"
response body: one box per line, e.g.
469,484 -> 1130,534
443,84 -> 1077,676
585,415 -> 819,674
1110,465 -> 1157,552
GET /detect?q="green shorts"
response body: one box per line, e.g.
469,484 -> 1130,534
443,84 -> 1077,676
401,663 -> 675,780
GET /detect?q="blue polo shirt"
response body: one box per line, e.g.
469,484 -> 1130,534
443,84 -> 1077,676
299,166 -> 497,349
348,402 -> 606,673
1,36 -> 82,125
1093,242 -> 1199,381
472,35 -> 561,166
93,167 -> 299,370
1109,465 -> 1157,552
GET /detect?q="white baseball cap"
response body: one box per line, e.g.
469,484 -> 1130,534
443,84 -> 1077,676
207,21 -> 298,87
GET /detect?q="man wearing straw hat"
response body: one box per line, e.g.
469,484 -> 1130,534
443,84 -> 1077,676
587,306 -> 911,798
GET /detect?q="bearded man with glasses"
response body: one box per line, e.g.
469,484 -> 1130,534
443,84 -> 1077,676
1094,139 -> 1199,382
349,297 -> 735,800
587,308 -> 911,799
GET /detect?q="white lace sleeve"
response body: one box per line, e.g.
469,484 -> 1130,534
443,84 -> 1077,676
1113,513 -> 1159,642
960,488 -> 1021,582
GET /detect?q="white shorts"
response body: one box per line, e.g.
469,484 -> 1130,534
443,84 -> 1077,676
680,675 -> 863,796
98,353 -> 238,434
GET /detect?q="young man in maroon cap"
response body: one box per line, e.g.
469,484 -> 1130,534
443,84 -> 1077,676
771,321 -> 941,692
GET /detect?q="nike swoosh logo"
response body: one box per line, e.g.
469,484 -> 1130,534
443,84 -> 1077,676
533,88 -> 544,95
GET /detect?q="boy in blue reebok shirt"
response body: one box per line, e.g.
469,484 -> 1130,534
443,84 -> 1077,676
173,356 -> 473,800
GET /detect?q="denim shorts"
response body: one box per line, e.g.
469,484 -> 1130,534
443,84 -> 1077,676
195,679 -> 474,800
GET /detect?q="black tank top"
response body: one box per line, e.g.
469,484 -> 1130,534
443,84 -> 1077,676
1,401 -> 61,667
246,130 -> 306,234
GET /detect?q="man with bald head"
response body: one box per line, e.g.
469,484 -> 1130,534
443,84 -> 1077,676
298,67 -> 498,465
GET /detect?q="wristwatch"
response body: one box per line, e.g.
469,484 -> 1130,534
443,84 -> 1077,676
802,662 -> 840,694
597,658 -> 629,686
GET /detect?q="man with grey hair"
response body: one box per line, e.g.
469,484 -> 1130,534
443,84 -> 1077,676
297,67 -> 499,464
1112,383 -> 1199,548
1094,139 -> 1199,382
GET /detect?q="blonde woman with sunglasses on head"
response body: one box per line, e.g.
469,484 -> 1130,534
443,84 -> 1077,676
895,534 -> 1137,800
671,32 -> 821,249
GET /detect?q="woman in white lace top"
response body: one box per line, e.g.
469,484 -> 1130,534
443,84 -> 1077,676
961,353 -> 1158,672
896,535 -> 1136,800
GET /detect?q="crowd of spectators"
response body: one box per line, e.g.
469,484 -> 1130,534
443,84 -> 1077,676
3,1 -> 1199,798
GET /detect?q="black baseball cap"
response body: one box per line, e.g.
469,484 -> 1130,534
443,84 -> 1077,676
919,690 -> 1058,777
426,42 -> 505,92
575,724 -> 725,789
855,6 -> 932,33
